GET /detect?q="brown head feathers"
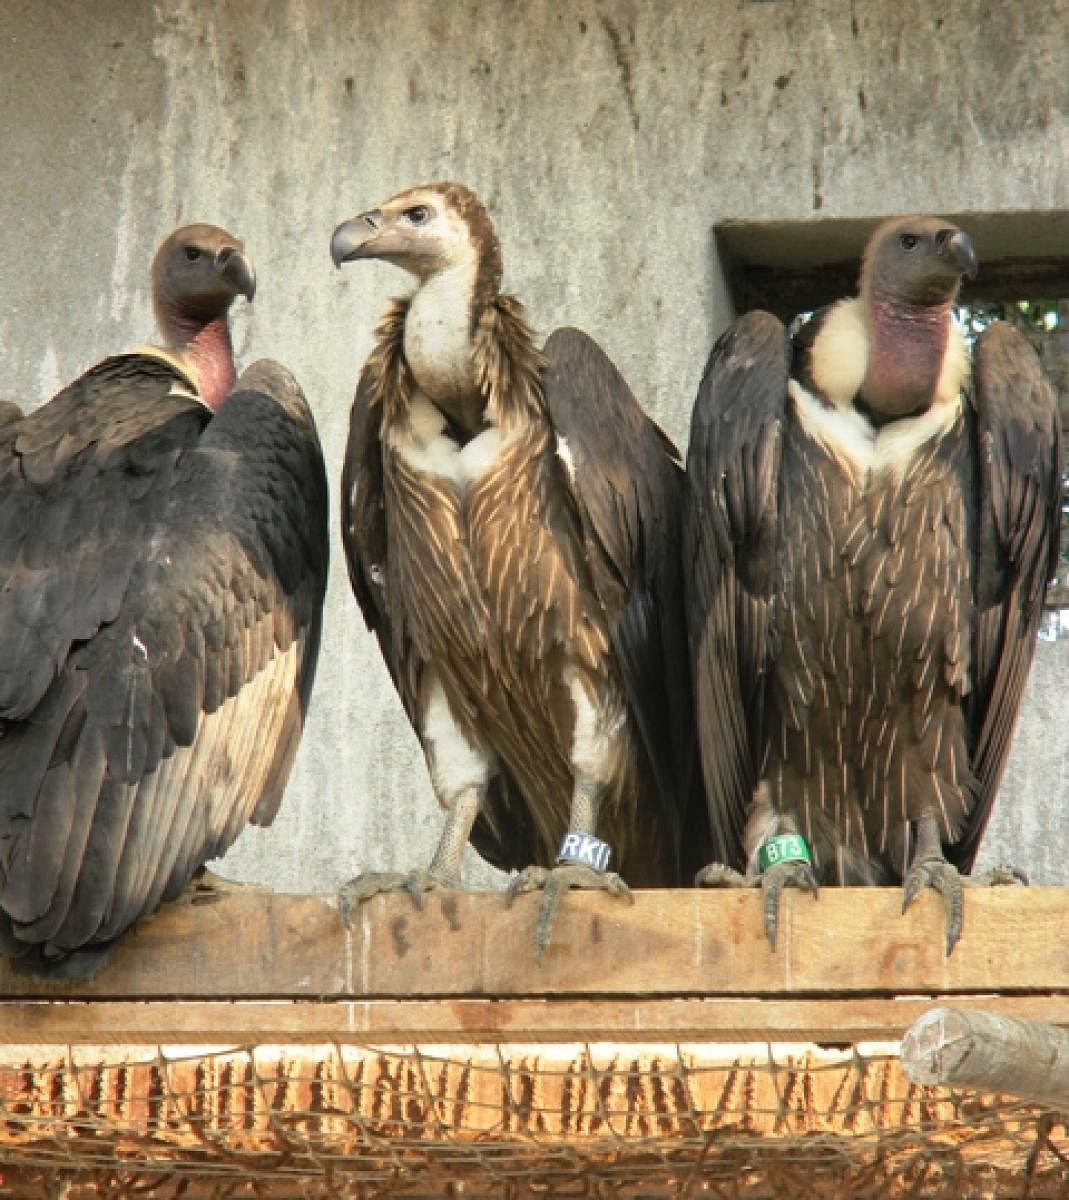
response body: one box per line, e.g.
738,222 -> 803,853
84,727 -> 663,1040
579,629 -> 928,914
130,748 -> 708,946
860,216 -> 977,308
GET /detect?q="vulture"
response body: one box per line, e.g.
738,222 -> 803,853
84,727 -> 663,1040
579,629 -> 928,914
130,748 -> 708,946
0,224 -> 329,978
331,182 -> 696,953
686,216 -> 1061,953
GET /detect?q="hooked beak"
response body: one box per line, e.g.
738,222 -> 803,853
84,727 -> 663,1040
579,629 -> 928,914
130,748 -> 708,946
940,229 -> 978,281
215,246 -> 256,301
331,210 -> 384,268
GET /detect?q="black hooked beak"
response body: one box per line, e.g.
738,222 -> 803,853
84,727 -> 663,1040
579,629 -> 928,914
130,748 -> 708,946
938,228 -> 978,280
331,209 -> 384,267
215,246 -> 256,301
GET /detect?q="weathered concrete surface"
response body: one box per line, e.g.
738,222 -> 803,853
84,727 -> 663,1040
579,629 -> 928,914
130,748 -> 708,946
975,638 -> 1069,885
1,0 -> 1068,894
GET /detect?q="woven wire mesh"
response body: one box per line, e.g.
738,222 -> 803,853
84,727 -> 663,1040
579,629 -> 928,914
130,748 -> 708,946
0,1041 -> 1067,1198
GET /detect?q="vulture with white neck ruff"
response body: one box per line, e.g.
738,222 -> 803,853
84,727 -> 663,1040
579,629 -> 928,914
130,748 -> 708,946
686,216 -> 1061,954
332,183 -> 695,955
0,224 -> 329,978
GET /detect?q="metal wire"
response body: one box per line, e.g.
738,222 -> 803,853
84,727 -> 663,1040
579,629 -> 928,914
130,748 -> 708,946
0,1041 -> 1066,1197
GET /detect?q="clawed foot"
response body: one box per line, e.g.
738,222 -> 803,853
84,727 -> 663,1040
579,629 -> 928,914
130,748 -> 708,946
695,859 -> 818,950
337,869 -> 457,929
973,863 -> 1028,888
902,857 -> 965,955
694,863 -> 750,888
507,863 -> 633,960
902,858 -> 1027,955
187,869 -> 264,906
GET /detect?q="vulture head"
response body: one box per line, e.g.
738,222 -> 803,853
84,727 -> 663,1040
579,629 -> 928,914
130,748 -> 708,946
861,216 -> 977,309
149,223 -> 256,411
858,216 -> 977,418
151,223 -> 256,345
331,182 -> 503,306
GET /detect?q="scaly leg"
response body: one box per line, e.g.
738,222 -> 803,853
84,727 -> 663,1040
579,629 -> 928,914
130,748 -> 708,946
508,676 -> 633,959
338,679 -> 490,928
508,776 -> 632,959
338,784 -> 481,926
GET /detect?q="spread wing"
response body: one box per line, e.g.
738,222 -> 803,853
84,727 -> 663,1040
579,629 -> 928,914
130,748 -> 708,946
951,321 -> 1062,870
683,311 -> 790,871
0,357 -> 328,976
542,326 -> 697,872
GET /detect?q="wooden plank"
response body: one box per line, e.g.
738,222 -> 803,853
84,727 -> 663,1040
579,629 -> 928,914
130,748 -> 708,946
0,886 -> 1066,999
3,993 -> 1069,1045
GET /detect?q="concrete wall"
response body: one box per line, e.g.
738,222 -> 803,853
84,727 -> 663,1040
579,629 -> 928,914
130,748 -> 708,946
2,0 -> 1068,894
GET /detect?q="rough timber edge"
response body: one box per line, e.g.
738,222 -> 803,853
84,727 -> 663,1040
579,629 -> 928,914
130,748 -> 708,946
0,887 -> 1066,1045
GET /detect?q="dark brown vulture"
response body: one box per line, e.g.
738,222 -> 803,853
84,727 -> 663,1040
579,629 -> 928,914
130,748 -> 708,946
0,224 -> 329,978
686,216 -> 1061,953
331,182 -> 697,954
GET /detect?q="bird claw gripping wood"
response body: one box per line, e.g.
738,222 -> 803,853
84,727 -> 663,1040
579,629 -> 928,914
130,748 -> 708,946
901,857 -> 966,956
902,858 -> 1027,956
507,863 -> 633,961
694,860 -> 819,951
973,864 -> 1029,888
757,860 -> 819,950
336,868 -> 458,929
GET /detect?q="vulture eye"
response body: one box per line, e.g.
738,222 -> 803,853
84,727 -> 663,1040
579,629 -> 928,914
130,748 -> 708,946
404,205 -> 431,226
184,246 -> 203,262
899,234 -> 919,251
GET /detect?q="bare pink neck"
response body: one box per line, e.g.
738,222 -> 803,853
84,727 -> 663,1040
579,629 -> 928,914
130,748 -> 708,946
862,296 -> 951,418
164,311 -> 236,412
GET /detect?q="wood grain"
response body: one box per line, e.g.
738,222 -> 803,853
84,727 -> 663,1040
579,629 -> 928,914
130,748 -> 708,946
0,885 -> 1065,1048
4,994 -> 1069,1045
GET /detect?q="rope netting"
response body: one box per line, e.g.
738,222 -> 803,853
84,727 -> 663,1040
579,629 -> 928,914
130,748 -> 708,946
0,1040 -> 1066,1198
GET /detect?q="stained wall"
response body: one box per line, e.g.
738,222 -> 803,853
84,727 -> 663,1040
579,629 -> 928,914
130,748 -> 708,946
2,0 -> 1067,893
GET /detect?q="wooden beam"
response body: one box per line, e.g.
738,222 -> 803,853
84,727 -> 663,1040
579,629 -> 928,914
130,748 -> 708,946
5,994 -> 1069,1046
0,886 -> 1065,1001
0,885 -> 1065,998
902,1007 -> 1069,1106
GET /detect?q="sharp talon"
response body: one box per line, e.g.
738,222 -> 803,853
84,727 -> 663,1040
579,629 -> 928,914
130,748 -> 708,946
694,863 -> 751,889
759,860 -> 819,952
763,892 -> 782,945
901,874 -> 921,914
507,866 -> 548,907
337,868 -> 455,922
901,856 -> 966,956
802,865 -> 819,900
972,863 -> 1028,888
612,877 -> 636,903
534,878 -> 566,961
510,863 -> 632,958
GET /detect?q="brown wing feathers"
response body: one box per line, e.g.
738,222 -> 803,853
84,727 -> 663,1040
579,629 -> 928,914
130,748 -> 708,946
0,233 -> 327,977
335,183 -> 692,887
952,323 -> 1062,869
687,222 -> 1059,895
684,311 -> 790,870
543,327 -> 697,870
